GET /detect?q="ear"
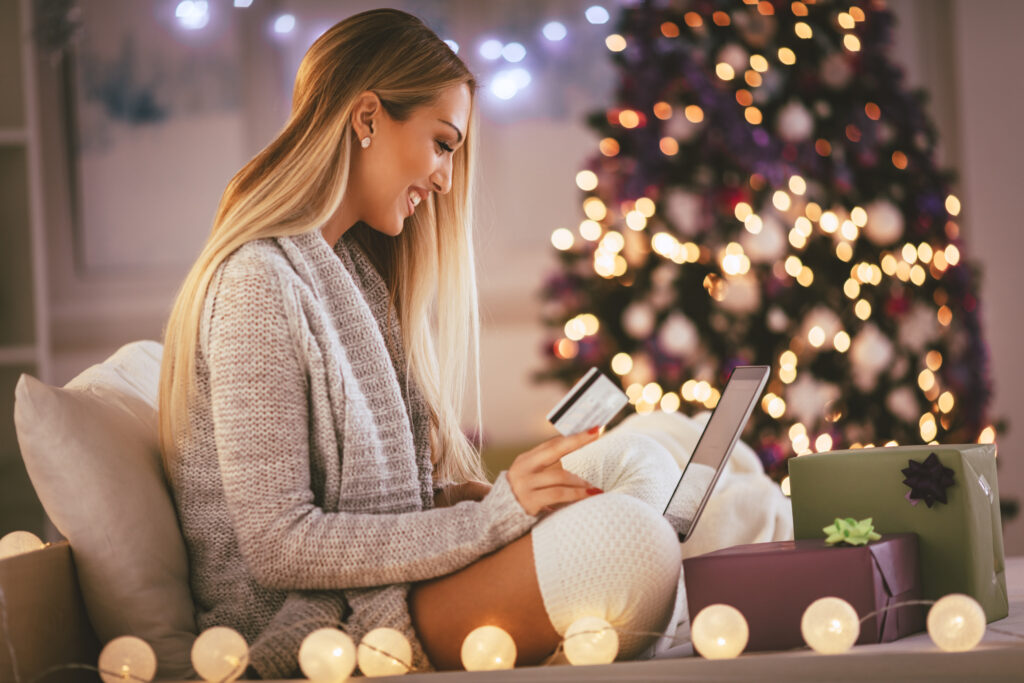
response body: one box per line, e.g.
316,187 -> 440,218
351,90 -> 381,140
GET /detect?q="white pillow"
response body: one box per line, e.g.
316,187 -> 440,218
13,341 -> 196,679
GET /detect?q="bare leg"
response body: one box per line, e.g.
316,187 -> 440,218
408,530 -> 558,671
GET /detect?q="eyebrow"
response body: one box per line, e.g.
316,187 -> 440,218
439,119 -> 464,143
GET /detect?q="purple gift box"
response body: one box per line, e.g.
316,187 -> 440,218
682,533 -> 925,652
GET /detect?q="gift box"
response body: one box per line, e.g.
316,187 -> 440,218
682,534 -> 924,652
788,444 -> 1007,622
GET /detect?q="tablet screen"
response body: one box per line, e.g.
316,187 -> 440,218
663,365 -> 769,541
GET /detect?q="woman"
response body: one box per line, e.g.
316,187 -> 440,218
159,8 -> 682,678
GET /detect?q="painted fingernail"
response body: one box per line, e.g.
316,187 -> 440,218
588,425 -> 601,435
586,487 -> 604,495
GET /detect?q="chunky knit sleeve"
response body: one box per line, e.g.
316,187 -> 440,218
203,249 -> 537,592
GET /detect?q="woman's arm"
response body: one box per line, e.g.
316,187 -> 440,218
433,481 -> 492,508
204,251 -> 536,593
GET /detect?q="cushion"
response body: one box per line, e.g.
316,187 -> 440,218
13,341 -> 197,679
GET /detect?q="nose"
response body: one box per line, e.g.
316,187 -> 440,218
430,156 -> 453,195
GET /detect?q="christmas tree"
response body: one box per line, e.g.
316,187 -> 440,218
536,0 -> 996,482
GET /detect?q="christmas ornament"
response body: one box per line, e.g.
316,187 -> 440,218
863,199 -> 905,245
776,101 -> 815,143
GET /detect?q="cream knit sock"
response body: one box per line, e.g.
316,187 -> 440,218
530,430 -> 684,660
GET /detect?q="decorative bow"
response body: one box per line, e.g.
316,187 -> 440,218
823,517 -> 882,546
902,452 -> 955,507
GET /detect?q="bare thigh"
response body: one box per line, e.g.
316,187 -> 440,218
408,531 -> 560,671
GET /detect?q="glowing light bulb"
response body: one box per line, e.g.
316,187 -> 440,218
357,628 -> 411,677
564,616 -> 619,665
927,594 -> 986,652
801,597 -> 860,654
0,530 -> 45,559
691,604 -> 749,659
99,636 -> 157,683
299,628 -> 357,683
460,625 -> 516,671
191,626 -> 249,683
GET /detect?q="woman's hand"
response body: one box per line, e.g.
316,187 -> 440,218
433,480 -> 492,508
506,427 -> 603,516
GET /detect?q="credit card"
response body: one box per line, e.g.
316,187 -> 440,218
546,367 -> 629,436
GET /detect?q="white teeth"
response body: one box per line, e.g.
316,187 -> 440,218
410,191 -> 422,207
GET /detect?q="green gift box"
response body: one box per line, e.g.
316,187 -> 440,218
788,444 -> 1007,622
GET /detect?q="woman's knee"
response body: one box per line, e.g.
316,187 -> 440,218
531,492 -> 682,657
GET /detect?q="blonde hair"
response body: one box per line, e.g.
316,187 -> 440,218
159,8 -> 486,484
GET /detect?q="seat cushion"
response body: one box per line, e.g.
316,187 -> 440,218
13,340 -> 196,679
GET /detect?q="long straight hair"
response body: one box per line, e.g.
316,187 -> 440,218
159,8 -> 487,484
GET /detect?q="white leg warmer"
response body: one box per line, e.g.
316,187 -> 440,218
530,430 -> 684,660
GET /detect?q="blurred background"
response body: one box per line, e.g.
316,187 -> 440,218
1,0 -> 1021,554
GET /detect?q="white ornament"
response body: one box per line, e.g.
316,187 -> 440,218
691,604 -> 749,659
767,307 -> 790,333
718,273 -> 761,315
663,189 -> 703,234
886,385 -> 920,423
718,43 -> 749,73
801,597 -> 861,654
863,199 -> 904,246
787,374 -> 841,426
0,530 -> 45,559
927,594 -> 986,652
622,302 -> 656,339
460,625 -> 516,671
741,214 -> 787,263
898,303 -> 940,353
191,626 -> 249,683
299,628 -> 357,683
357,627 -> 412,677
658,312 -> 699,357
564,616 -> 619,665
821,52 -> 854,89
850,324 -> 894,392
776,101 -> 815,143
99,636 -> 157,683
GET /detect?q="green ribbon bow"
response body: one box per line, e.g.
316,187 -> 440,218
823,517 -> 882,546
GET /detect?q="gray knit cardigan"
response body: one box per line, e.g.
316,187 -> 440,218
168,228 -> 537,678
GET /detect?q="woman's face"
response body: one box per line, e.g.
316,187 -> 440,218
348,83 -> 471,237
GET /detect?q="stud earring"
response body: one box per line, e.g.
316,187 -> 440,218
361,136 -> 371,149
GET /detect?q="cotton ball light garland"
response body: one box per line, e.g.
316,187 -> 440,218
564,616 -> 619,665
460,625 -> 516,671
691,604 -> 749,659
0,530 -> 45,559
357,627 -> 412,676
299,628 -> 357,683
800,597 -> 860,654
191,626 -> 249,682
98,636 -> 157,683
927,594 -> 986,652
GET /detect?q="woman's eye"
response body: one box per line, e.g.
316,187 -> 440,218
436,140 -> 454,154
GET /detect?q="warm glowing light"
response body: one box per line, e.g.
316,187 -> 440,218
834,331 -> 851,353
564,616 -> 619,665
551,228 -> 575,251
712,11 -> 730,26
772,190 -> 791,211
820,211 -> 839,233
945,194 -> 962,216
843,34 -> 861,51
979,426 -> 996,444
766,395 -> 786,418
576,170 -> 599,191
808,326 -> 826,347
815,434 -> 833,452
685,105 -> 705,123
918,369 -> 936,392
734,202 -> 753,222
583,197 -> 607,221
794,22 -> 813,38
744,70 -> 763,87
778,47 -> 796,65
789,175 -> 806,195
837,12 -> 856,29
801,597 -> 860,654
797,267 -> 814,287
850,7 -> 866,21
716,63 -> 736,80
854,299 -> 872,320
744,214 -> 763,235
836,242 -> 854,262
192,627 -> 249,683
892,151 -> 908,169
692,605 -> 749,659
642,382 -> 664,404
841,220 -> 858,241
750,54 -> 769,73
945,244 -> 961,266
580,219 -> 602,241
785,256 -> 803,277
744,107 -> 762,125
684,12 -> 703,27
605,34 -> 627,52
938,391 -> 955,413
0,530 -> 45,559
618,109 -> 640,128
599,137 -> 620,157
635,197 -> 656,217
625,210 -> 648,231
781,476 -> 792,496
920,413 -> 938,442
938,305 -> 953,326
461,625 -> 516,671
653,102 -> 673,121
601,231 -> 625,253
660,22 -> 680,38
660,392 -> 681,413
554,338 -> 578,359
610,352 -> 633,376
780,366 -> 797,384
358,628 -> 412,677
660,137 -> 680,156
99,636 -> 158,683
927,594 -> 986,652
299,629 -> 357,683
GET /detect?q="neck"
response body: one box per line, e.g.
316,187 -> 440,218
321,202 -> 359,247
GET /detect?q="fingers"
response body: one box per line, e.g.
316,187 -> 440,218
527,468 -> 594,491
524,427 -> 603,471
